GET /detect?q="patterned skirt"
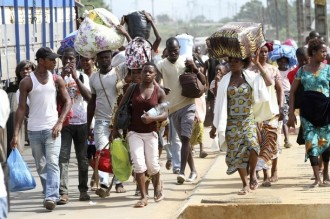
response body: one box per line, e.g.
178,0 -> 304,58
256,116 -> 279,171
301,117 -> 330,162
225,114 -> 260,175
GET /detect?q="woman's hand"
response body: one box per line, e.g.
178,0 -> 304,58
141,112 -> 154,124
287,113 -> 297,128
209,126 -> 217,139
143,10 -> 153,23
251,48 -> 260,66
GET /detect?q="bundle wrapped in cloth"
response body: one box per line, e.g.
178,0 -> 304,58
74,8 -> 125,58
206,22 -> 265,59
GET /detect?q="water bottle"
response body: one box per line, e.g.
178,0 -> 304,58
142,102 -> 170,117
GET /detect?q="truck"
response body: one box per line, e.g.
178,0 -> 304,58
0,0 -> 82,157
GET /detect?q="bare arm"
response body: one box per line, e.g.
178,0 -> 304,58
144,11 -> 161,52
52,77 -> 72,138
275,78 -> 284,108
10,79 -> 32,148
251,49 -> 273,86
287,79 -> 300,128
87,94 -> 96,130
71,71 -> 91,102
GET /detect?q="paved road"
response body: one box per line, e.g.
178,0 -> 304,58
8,127 -> 218,219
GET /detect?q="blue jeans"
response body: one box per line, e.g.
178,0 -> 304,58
59,124 -> 89,195
28,129 -> 60,202
169,115 -> 181,172
94,120 -> 121,187
0,196 -> 7,219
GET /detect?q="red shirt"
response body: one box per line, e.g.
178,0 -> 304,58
287,66 -> 300,84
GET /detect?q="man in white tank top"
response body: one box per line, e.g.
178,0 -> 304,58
10,47 -> 72,211
57,48 -> 91,204
0,90 -> 10,218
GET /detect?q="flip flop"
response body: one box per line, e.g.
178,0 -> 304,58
269,177 -> 278,182
249,180 -> 259,190
115,183 -> 126,193
134,199 -> 148,208
262,181 -> 272,187
154,181 -> 164,202
237,187 -> 249,195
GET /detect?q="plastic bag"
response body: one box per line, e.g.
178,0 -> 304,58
7,149 -> 36,192
124,11 -> 151,39
110,138 -> 132,182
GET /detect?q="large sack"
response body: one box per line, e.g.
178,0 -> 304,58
207,22 -> 265,59
124,11 -> 151,39
74,8 -> 125,58
125,37 -> 152,69
176,34 -> 194,59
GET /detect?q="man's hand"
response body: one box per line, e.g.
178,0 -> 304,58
10,135 -> 18,148
185,58 -> 199,73
52,121 -> 63,139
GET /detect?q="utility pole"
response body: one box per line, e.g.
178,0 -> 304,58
315,0 -> 328,44
285,0 -> 289,39
296,0 -> 305,46
275,0 -> 279,39
305,0 -> 312,32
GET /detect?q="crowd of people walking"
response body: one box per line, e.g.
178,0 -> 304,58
1,7 -> 330,218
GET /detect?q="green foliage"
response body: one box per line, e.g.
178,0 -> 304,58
80,0 -> 110,11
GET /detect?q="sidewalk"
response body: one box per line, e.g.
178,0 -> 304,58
8,127 -> 218,219
177,133 -> 330,219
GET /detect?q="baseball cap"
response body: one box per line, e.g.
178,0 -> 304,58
35,47 -> 60,60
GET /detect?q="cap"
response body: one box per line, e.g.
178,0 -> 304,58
35,47 -> 60,60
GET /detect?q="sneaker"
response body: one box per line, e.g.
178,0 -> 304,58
173,168 -> 180,174
177,174 -> 185,185
186,172 -> 198,182
44,200 -> 56,211
79,192 -> 90,201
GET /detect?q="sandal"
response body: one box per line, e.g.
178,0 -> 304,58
261,181 -> 272,187
249,179 -> 259,190
269,177 -> 278,182
199,151 -> 208,158
134,198 -> 148,208
57,194 -> 69,205
115,183 -> 126,193
154,181 -> 164,202
237,186 -> 249,195
165,160 -> 172,170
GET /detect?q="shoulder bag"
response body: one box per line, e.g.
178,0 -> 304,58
116,83 -> 137,129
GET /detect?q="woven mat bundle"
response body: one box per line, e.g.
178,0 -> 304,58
207,22 -> 265,59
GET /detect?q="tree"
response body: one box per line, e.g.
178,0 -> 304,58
80,0 -> 110,11
156,14 -> 173,23
232,0 -> 264,22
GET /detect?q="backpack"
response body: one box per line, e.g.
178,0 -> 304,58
125,37 -> 152,69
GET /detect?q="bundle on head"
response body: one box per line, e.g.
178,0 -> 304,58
206,22 -> 265,59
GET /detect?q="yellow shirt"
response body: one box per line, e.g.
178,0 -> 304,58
157,56 -> 194,114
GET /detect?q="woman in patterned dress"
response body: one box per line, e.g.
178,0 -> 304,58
288,38 -> 330,187
210,51 -> 272,195
249,44 -> 284,187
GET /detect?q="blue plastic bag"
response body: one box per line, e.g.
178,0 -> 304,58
7,149 -> 36,192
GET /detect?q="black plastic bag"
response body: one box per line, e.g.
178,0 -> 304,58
124,11 -> 151,39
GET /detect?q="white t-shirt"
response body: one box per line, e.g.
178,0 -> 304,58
0,90 -> 9,198
60,71 -> 90,125
89,69 -> 118,121
279,69 -> 291,92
